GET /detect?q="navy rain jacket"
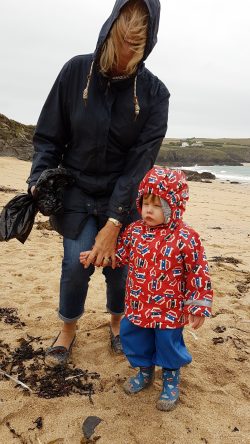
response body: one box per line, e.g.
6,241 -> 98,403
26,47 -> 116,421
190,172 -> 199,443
27,0 -> 170,239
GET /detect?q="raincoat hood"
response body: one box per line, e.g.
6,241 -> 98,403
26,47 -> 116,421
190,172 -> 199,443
82,0 -> 163,119
94,0 -> 161,62
137,166 -> 189,224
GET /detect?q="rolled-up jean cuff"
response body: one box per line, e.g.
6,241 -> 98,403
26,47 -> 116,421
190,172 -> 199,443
58,311 -> 84,323
106,306 -> 124,316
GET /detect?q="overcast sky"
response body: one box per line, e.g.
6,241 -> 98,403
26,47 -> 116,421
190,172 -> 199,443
0,0 -> 249,138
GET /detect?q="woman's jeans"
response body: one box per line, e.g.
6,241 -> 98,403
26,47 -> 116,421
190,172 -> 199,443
59,216 -> 127,322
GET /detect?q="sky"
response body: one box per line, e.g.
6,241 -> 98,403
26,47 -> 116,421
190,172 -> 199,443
0,0 -> 249,138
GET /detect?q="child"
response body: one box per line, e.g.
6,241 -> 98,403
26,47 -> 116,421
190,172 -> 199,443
80,166 -> 213,411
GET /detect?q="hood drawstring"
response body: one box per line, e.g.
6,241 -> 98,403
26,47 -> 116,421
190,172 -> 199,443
83,61 -> 140,121
133,75 -> 140,120
83,60 -> 94,105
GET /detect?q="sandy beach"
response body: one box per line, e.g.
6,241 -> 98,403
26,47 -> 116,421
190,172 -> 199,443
0,157 -> 249,444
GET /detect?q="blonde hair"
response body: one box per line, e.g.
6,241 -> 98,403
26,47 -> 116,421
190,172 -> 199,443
99,0 -> 148,76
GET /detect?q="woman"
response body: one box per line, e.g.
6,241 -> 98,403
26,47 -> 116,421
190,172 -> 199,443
27,0 -> 170,366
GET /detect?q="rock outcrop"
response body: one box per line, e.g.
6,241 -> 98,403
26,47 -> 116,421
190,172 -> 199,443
182,170 -> 215,182
0,113 -> 34,161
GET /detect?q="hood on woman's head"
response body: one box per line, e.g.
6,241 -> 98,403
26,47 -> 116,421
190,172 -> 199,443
95,0 -> 161,62
136,166 -> 189,223
83,0 -> 162,118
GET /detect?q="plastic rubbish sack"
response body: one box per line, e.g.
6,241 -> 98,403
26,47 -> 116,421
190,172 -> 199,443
0,168 -> 75,243
0,193 -> 38,244
34,168 -> 75,216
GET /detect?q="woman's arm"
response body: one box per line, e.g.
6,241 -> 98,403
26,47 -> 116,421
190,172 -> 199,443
27,61 -> 71,190
107,84 -> 170,224
81,223 -> 133,269
83,221 -> 121,269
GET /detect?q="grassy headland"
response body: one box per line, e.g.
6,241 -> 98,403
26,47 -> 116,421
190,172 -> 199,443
157,137 -> 250,166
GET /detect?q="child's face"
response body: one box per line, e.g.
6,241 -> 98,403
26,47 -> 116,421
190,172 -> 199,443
141,194 -> 165,227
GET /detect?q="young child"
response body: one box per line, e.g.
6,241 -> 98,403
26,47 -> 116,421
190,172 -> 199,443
80,166 -> 213,411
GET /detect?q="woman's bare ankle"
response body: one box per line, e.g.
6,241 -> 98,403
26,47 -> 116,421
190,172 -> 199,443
54,322 -> 77,348
62,320 -> 77,332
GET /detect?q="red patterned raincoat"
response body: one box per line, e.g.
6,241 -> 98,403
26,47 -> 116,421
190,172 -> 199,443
116,166 -> 213,329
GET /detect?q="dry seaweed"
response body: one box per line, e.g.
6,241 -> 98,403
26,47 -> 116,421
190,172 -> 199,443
0,333 -> 100,400
35,220 -> 53,231
0,307 -> 26,328
0,186 -> 20,193
28,417 -> 43,431
212,337 -> 224,344
211,256 -> 242,266
213,326 -> 226,333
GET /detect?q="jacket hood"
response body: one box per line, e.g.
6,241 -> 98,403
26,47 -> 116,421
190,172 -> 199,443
94,0 -> 161,62
137,166 -> 189,224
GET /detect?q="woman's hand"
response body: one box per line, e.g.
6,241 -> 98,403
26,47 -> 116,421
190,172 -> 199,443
80,250 -> 112,268
188,314 -> 205,330
83,221 -> 120,269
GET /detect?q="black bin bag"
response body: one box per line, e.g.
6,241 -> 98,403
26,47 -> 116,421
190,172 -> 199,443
0,168 -> 75,243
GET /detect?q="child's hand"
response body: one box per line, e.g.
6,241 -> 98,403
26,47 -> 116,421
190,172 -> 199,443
79,251 -> 92,268
188,314 -> 205,330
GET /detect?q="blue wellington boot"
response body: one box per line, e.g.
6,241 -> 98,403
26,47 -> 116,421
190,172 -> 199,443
123,366 -> 155,395
156,368 -> 180,411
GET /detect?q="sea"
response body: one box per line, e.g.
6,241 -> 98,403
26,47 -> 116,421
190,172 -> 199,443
180,164 -> 250,184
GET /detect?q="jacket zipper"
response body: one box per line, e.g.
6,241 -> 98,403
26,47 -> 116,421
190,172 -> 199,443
105,81 -> 110,96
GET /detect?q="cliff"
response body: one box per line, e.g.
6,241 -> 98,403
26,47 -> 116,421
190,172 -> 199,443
157,138 -> 250,166
0,113 -> 34,161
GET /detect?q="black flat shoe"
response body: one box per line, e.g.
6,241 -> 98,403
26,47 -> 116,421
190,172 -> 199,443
109,325 -> 123,355
45,333 -> 76,367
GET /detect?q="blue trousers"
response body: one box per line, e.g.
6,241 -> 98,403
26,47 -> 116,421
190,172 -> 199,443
59,216 -> 127,322
120,317 -> 192,369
